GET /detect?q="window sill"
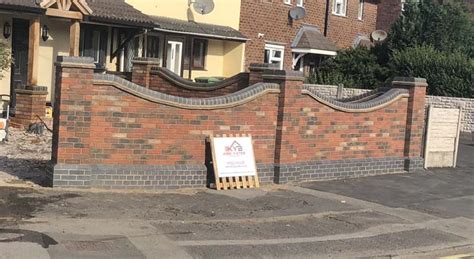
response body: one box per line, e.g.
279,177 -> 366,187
332,13 -> 348,18
357,18 -> 364,22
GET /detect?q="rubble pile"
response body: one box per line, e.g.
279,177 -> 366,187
0,127 -> 52,186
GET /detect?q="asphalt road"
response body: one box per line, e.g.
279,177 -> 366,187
301,139 -> 474,219
0,140 -> 472,258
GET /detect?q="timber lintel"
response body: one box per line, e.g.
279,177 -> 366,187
46,8 -> 83,19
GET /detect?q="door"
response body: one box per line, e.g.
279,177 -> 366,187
166,41 -> 183,75
10,19 -> 30,112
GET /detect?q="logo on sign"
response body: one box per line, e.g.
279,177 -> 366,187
223,141 -> 245,156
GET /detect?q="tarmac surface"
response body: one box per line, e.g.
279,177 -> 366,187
0,139 -> 472,258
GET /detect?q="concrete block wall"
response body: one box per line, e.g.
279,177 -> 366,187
426,96 -> 473,136
309,84 -> 473,137
51,57 -> 427,190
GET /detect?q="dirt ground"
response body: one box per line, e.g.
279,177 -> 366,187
0,127 -> 52,186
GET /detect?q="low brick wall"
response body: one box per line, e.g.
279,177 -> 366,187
309,84 -> 473,138
10,86 -> 48,128
51,57 -> 427,190
131,58 -> 250,98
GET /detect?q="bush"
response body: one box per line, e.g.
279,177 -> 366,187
0,41 -> 12,79
391,45 -> 473,98
387,0 -> 474,58
307,47 -> 389,89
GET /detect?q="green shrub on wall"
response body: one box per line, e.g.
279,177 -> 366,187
306,47 -> 389,89
0,41 -> 12,79
392,45 -> 473,98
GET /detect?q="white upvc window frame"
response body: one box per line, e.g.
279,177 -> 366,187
358,0 -> 364,20
264,44 -> 285,70
297,0 -> 304,7
401,0 -> 406,11
284,0 -> 291,5
333,0 -> 347,16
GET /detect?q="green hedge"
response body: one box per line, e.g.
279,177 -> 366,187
0,41 -> 11,79
392,46 -> 473,98
306,47 -> 389,89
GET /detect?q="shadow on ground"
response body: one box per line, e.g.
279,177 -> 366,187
0,157 -> 52,187
0,187 -> 81,226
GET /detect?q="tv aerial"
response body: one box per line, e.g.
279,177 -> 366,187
289,6 -> 306,20
371,30 -> 388,42
189,0 -> 215,15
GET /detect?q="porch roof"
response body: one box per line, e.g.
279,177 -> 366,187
151,16 -> 247,42
0,0 -> 154,28
291,25 -> 338,56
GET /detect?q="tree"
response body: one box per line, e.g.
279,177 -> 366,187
309,0 -> 474,97
0,41 -> 11,79
386,0 -> 474,58
391,45 -> 473,97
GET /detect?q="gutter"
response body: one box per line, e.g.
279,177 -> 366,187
153,27 -> 248,42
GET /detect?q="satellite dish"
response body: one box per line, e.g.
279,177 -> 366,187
289,7 -> 306,20
190,0 -> 215,15
371,30 -> 388,42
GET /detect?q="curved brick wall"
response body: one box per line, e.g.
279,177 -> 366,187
302,85 -> 410,113
51,57 -> 427,190
94,73 -> 279,110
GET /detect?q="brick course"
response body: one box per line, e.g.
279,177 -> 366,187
51,57 -> 427,189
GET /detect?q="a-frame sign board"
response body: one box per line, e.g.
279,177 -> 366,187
209,134 -> 260,190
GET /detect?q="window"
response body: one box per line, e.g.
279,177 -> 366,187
358,0 -> 364,20
264,44 -> 285,70
297,0 -> 304,7
332,0 -> 347,16
401,0 -> 406,11
80,25 -> 108,67
146,35 -> 162,59
283,0 -> 291,5
192,39 -> 207,69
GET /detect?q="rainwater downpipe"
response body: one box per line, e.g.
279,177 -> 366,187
324,0 -> 330,36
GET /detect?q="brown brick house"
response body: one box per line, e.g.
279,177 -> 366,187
239,0 -> 380,74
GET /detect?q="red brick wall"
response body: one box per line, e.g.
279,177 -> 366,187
11,87 -> 47,128
147,71 -> 250,98
239,0 -> 379,70
376,0 -> 402,31
53,58 -> 427,187
283,93 -> 409,162
131,60 -> 250,98
54,64 -> 279,166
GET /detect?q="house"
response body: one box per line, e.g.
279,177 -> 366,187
0,0 -> 382,124
0,0 -> 247,116
0,0 -> 155,113
239,0 -> 379,74
125,0 -> 247,80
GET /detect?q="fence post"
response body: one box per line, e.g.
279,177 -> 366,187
392,77 -> 428,171
336,84 -> 344,99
